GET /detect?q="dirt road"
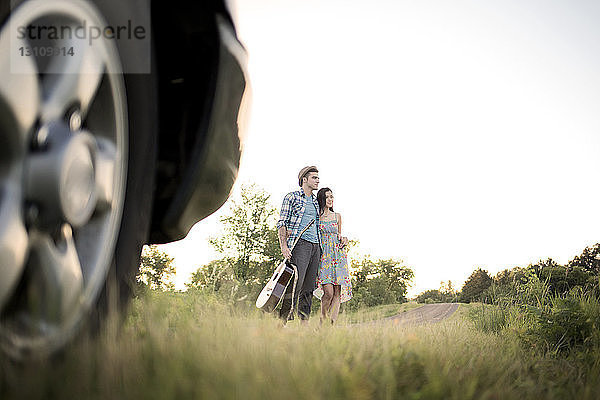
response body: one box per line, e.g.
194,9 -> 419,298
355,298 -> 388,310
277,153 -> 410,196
385,303 -> 459,326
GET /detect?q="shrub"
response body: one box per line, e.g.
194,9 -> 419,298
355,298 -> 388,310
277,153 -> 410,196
416,290 -> 445,304
471,285 -> 600,357
468,303 -> 508,334
538,297 -> 592,353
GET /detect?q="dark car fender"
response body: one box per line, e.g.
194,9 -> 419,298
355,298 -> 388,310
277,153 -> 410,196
149,1 -> 250,243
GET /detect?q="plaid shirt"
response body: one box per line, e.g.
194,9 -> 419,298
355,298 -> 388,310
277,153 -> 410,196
277,189 -> 321,249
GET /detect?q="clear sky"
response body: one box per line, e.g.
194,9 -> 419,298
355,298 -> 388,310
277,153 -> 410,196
161,0 -> 600,297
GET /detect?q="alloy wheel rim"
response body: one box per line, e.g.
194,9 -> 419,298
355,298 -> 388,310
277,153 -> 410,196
0,0 -> 127,358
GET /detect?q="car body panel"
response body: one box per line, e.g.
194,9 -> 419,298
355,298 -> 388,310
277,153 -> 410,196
148,2 -> 249,244
160,14 -> 249,241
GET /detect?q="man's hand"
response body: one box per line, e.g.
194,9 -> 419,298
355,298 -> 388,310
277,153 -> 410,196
278,225 -> 292,260
281,245 -> 292,260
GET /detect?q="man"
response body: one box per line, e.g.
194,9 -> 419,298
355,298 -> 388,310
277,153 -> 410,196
276,166 -> 322,323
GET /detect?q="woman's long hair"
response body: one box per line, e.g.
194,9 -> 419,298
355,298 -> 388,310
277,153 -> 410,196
317,187 -> 333,215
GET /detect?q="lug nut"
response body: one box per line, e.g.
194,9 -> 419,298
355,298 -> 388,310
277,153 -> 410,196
32,125 -> 49,150
69,110 -> 82,132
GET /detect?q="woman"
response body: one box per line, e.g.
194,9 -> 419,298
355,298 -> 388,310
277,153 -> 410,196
314,187 -> 352,324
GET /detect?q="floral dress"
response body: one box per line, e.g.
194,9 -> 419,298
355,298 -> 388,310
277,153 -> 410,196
313,216 -> 352,303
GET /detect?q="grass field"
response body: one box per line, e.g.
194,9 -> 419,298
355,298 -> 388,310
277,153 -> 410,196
345,301 -> 421,323
1,291 -> 599,399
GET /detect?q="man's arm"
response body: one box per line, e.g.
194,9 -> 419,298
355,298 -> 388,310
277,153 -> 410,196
277,194 -> 293,260
278,226 -> 292,260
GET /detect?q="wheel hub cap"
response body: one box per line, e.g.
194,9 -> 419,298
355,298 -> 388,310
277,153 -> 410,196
26,123 -> 98,229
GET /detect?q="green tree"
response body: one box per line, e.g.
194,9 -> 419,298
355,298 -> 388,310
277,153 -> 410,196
137,245 -> 176,291
521,258 -> 593,295
460,267 -> 492,303
494,269 -> 513,286
416,289 -> 445,304
505,267 -> 529,285
537,265 -> 590,295
440,280 -> 457,301
350,256 -> 414,309
186,184 -> 281,303
186,259 -> 234,292
568,243 -> 600,275
528,258 -> 560,279
416,281 -> 458,304
208,184 -> 279,286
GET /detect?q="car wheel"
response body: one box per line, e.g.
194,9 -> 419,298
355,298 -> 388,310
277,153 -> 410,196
0,0 -> 156,359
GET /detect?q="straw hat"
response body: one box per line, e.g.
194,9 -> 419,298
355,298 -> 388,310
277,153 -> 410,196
298,166 -> 318,187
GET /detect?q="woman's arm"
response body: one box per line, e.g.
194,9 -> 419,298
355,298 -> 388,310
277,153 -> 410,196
336,213 -> 349,247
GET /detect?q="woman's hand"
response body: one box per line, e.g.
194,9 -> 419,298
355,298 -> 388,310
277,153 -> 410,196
338,235 -> 349,248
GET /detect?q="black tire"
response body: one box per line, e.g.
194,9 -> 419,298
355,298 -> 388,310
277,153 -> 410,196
0,0 -> 157,358
90,0 -> 158,329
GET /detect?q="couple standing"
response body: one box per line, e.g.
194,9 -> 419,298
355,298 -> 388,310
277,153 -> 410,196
277,166 -> 352,325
